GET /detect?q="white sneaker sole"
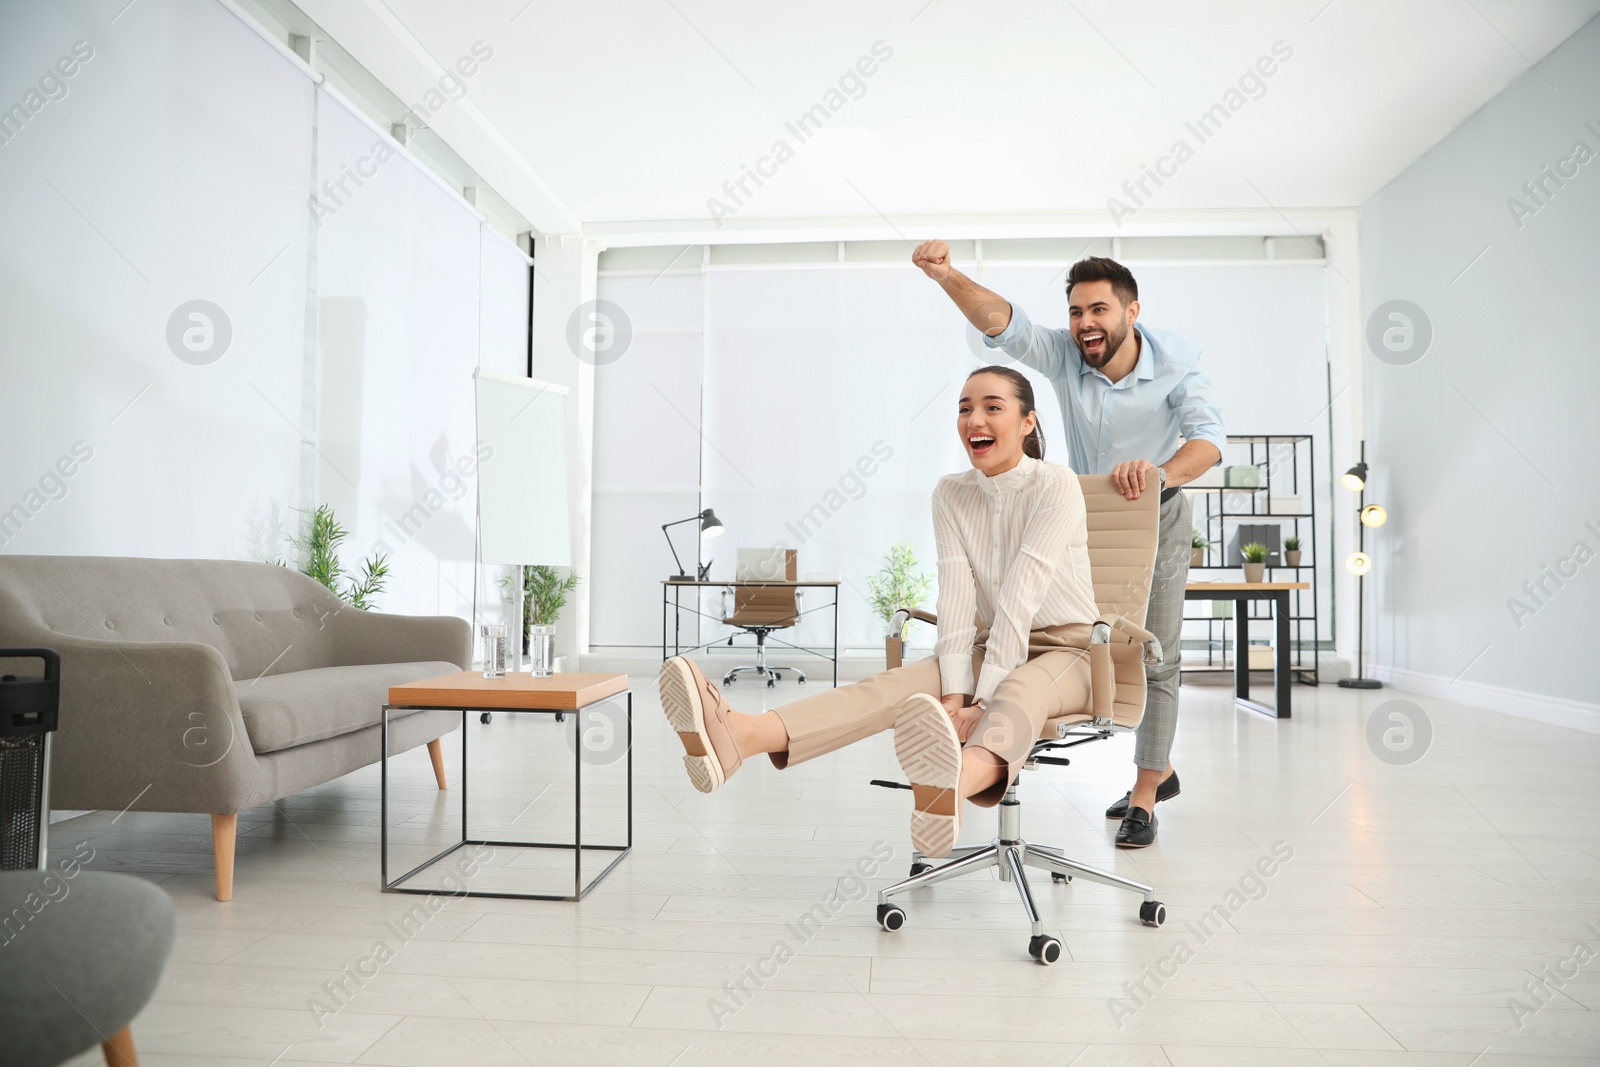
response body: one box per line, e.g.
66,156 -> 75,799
658,657 -> 723,793
895,694 -> 962,858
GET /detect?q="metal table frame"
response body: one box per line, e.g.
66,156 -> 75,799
661,579 -> 840,687
380,690 -> 632,901
1183,587 -> 1294,719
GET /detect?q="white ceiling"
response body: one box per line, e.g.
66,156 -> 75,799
300,0 -> 1598,232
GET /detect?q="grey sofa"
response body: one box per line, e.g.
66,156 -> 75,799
0,556 -> 470,900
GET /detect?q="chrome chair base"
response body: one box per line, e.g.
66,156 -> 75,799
721,625 -> 806,687
722,663 -> 806,686
875,782 -> 1166,964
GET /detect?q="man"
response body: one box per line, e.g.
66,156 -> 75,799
912,242 -> 1224,848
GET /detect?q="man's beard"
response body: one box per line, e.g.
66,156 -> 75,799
1077,320 -> 1129,368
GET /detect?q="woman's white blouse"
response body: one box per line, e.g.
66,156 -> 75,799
932,454 -> 1100,702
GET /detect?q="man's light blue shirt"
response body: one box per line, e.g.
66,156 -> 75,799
984,303 -> 1226,476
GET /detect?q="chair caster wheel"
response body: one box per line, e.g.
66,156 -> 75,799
480,712 -> 492,724
723,676 -> 735,686
877,904 -> 905,932
1140,900 -> 1167,927
1052,872 -> 1070,884
909,862 -> 932,877
555,712 -> 564,722
766,679 -> 775,688
1028,934 -> 1062,965
797,678 -> 806,685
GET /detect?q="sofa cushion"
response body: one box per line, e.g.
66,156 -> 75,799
237,661 -> 461,753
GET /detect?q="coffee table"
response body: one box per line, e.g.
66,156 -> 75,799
381,671 -> 632,901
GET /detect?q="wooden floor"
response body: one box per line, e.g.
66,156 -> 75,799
56,672 -> 1600,1066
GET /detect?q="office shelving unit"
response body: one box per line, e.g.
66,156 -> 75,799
1183,434 -> 1320,686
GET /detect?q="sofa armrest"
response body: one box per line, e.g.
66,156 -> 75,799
327,609 -> 472,670
37,634 -> 265,815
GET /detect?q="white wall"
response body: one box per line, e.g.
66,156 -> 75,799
0,0 -> 530,637
1361,16 -> 1600,726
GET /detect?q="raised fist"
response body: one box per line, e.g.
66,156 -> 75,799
911,239 -> 952,281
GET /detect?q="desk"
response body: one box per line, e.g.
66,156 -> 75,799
382,671 -> 631,901
1183,582 -> 1310,719
662,579 -> 841,686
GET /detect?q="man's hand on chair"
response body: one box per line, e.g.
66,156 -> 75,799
1112,459 -> 1161,500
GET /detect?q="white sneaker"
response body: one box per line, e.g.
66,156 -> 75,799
893,694 -> 963,858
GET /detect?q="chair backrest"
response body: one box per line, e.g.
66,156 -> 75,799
1080,475 -> 1161,627
1076,475 -> 1162,728
727,549 -> 799,627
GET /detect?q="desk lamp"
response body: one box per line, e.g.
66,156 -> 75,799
663,509 -> 723,580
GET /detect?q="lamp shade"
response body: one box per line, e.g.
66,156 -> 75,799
1345,551 -> 1373,577
1360,504 -> 1388,528
700,509 -> 724,537
1340,462 -> 1367,492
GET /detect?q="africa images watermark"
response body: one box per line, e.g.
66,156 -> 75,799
1105,840 -> 1295,1027
312,41 -> 495,225
1107,40 -> 1294,226
0,440 -> 94,548
704,40 -> 895,227
1505,517 -> 1600,630
307,842 -> 492,1028
773,439 -> 895,551
0,39 -> 95,149
0,841 -> 98,948
1505,115 -> 1600,230
1507,920 -> 1600,1030
706,840 -> 896,1028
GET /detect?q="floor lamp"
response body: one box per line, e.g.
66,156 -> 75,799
1338,440 -> 1386,689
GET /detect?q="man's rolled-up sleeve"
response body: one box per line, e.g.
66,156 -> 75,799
1168,358 -> 1225,458
983,302 -> 1071,380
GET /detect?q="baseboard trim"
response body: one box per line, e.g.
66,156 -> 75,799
1372,664 -> 1600,734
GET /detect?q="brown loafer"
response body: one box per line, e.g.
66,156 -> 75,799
659,656 -> 742,793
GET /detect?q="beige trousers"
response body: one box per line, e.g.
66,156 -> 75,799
768,623 -> 1094,806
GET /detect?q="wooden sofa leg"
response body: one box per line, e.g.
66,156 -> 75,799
212,813 -> 237,902
103,1025 -> 138,1066
427,738 -> 448,790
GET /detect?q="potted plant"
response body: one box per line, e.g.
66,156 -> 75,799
288,503 -> 389,608
867,544 -> 932,640
501,565 -> 579,675
1284,535 -> 1302,567
1241,542 -> 1268,584
1190,528 -> 1208,568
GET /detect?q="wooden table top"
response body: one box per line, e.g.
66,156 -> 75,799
1185,582 -> 1311,592
388,671 -> 629,710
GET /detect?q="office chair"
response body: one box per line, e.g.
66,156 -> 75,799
873,474 -> 1168,964
720,548 -> 806,687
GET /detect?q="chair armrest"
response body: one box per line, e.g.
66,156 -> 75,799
36,634 -> 263,815
884,608 -> 937,670
1088,613 -> 1163,725
328,610 -> 472,670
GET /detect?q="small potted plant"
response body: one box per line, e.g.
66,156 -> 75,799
1190,529 -> 1208,568
502,566 -> 579,675
1284,535 -> 1302,567
1241,542 -> 1268,584
867,544 -> 932,640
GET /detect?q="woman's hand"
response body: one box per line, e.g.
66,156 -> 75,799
950,705 -> 984,743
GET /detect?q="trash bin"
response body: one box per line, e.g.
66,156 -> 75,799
0,648 -> 60,871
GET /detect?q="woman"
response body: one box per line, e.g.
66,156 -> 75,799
657,366 -> 1102,859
